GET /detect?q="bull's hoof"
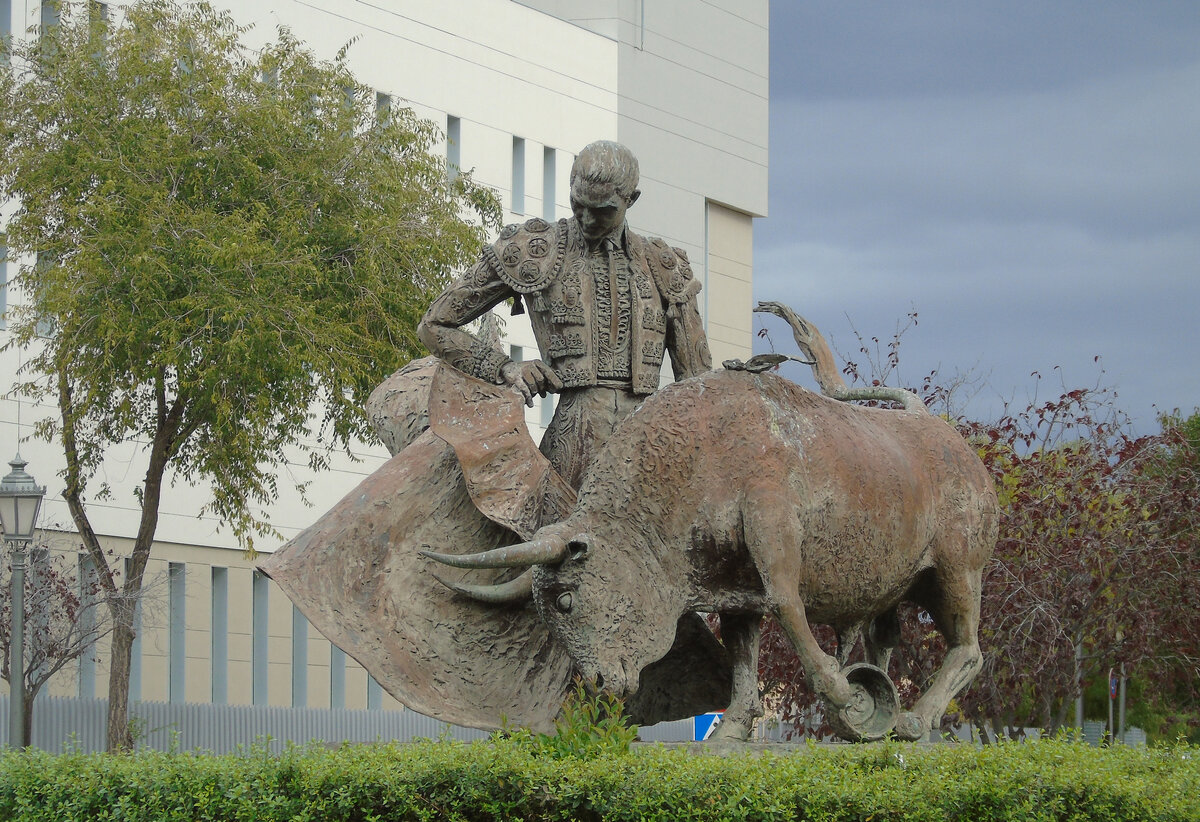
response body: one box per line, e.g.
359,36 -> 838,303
826,663 -> 900,742
893,712 -> 928,741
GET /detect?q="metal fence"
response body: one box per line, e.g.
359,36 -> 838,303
0,695 -> 694,753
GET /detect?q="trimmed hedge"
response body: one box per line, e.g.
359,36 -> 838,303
0,738 -> 1196,821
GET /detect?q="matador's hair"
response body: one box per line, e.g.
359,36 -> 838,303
570,140 -> 640,198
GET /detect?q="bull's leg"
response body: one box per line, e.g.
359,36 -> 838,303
865,608 -> 900,672
895,567 -> 984,741
836,623 -> 863,668
772,600 -> 853,709
709,613 -> 764,741
743,496 -> 852,710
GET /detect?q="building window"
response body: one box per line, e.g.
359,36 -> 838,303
512,136 -> 526,214
211,567 -> 228,704
40,0 -> 59,30
541,393 -> 556,429
330,643 -> 346,709
77,554 -> 97,698
252,570 -> 268,705
543,147 -> 557,221
510,344 -> 523,363
168,562 -> 186,704
89,1 -> 108,25
0,234 -> 7,329
367,674 -> 382,710
125,558 -> 142,702
375,91 -> 391,125
291,605 -> 308,707
446,115 -> 461,181
1,0 -> 12,64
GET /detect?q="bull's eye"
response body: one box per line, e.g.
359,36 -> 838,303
555,592 -> 573,613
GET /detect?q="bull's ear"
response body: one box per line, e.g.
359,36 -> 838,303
566,537 -> 589,560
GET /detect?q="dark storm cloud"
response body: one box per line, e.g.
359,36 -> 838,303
755,3 -> 1200,431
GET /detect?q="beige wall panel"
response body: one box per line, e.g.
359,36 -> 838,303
140,655 -> 168,703
344,667 -> 368,711
308,664 -> 331,709
227,660 -> 252,706
268,662 -> 291,706
227,632 -> 251,665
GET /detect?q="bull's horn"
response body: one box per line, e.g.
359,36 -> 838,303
420,537 -> 567,569
429,569 -> 534,604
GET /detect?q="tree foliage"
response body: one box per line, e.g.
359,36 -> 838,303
0,0 -> 500,749
756,314 -> 1200,742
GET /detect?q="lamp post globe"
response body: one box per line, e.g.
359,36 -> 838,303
2,454 -> 46,748
0,455 -> 46,543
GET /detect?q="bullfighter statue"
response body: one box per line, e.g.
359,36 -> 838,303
418,139 -> 711,489
260,140 -> 733,734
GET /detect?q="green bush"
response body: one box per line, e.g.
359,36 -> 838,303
0,737 -> 1196,821
498,680 -> 640,760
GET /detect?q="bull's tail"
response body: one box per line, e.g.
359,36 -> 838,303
754,302 -> 928,413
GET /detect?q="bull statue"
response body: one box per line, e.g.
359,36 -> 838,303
425,302 -> 999,741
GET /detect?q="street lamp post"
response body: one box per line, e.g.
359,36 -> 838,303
0,455 -> 46,748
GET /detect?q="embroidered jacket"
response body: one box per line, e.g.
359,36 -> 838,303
419,217 -> 711,395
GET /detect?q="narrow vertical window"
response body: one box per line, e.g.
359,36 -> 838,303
330,643 -> 346,709
291,605 -> 308,707
168,562 -> 186,704
367,674 -> 382,710
375,91 -> 391,125
211,567 -> 228,704
1,0 -> 12,65
33,252 -> 53,336
77,555 -> 97,698
541,393 -> 556,429
510,344 -> 523,363
543,147 -> 557,221
125,558 -> 142,702
446,115 -> 461,182
88,1 -> 108,25
40,0 -> 59,30
512,136 -> 526,214
252,570 -> 268,705
0,234 -> 8,329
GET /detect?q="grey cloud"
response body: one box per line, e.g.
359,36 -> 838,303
756,19 -> 1200,433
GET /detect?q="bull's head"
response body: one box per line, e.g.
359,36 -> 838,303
422,519 -> 686,701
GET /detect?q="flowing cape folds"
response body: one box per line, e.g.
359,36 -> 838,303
260,358 -> 731,731
259,360 -> 575,730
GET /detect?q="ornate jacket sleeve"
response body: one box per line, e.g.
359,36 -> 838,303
417,256 -> 516,384
663,250 -> 712,380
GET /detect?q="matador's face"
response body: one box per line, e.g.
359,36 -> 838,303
570,178 -> 638,244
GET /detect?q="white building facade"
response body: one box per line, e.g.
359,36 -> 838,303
0,0 -> 767,728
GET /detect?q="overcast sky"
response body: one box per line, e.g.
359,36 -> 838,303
754,2 -> 1200,433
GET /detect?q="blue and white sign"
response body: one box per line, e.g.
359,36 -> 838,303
694,711 -> 724,741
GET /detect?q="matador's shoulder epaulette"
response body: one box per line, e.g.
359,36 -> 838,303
482,217 -> 570,294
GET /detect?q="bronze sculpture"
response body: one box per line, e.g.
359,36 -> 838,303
261,141 -> 731,731
418,139 -> 711,488
425,307 -> 999,741
261,139 -> 999,742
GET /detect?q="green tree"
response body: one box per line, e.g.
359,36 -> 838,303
0,0 -> 499,750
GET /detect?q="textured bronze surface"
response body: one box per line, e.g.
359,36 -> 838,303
445,367 -> 998,741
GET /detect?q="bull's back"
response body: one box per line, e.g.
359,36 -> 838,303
595,370 -> 995,619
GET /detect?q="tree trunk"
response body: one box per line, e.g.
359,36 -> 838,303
21,682 -> 42,748
105,605 -> 136,752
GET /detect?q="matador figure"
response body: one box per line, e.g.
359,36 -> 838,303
418,140 -> 712,489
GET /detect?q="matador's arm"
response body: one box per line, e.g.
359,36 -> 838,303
418,263 -> 515,384
663,258 -> 712,381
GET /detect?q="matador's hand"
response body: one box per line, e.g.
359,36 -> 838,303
500,360 -> 564,407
